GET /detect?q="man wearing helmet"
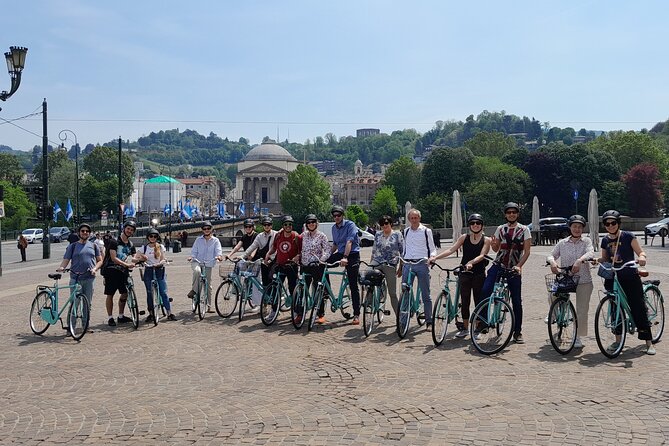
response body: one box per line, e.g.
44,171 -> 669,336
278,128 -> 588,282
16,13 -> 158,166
265,215 -> 301,297
187,221 -> 223,312
429,213 -> 491,338
102,220 -> 139,326
57,223 -> 104,312
546,215 -> 594,349
241,216 -> 276,287
481,202 -> 532,344
227,219 -> 257,259
328,205 -> 362,325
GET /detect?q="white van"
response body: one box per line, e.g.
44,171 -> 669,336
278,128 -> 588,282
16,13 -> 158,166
317,222 -> 374,247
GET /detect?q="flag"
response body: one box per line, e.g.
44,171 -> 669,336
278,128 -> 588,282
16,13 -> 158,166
53,202 -> 62,222
238,202 -> 246,216
129,202 -> 136,217
163,203 -> 171,216
181,202 -> 192,219
253,203 -> 259,216
65,199 -> 73,222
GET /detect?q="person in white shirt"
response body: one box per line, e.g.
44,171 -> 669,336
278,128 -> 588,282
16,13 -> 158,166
239,216 -> 277,287
401,209 -> 437,330
135,228 -> 177,322
187,221 -> 223,312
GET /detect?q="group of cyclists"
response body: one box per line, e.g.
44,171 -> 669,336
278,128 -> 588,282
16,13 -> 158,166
53,201 -> 658,355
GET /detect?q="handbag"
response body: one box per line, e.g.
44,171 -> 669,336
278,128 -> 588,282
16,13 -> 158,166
597,262 -> 614,280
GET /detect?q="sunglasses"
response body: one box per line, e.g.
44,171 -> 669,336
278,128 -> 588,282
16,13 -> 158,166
603,221 -> 618,227
382,222 -> 391,226
469,222 -> 482,226
306,221 -> 317,224
505,210 -> 518,215
80,229 -> 90,233
203,227 -> 212,230
244,226 -> 254,229
148,234 -> 158,238
332,213 -> 343,218
263,223 -> 272,227
283,223 -> 293,227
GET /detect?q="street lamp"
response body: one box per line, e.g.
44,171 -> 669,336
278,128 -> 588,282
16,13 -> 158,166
0,46 -> 28,102
58,129 -> 80,225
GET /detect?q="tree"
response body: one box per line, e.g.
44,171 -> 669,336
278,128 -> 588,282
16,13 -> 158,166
82,146 -> 135,202
345,204 -> 369,228
415,193 -> 447,227
463,131 -> 517,158
0,153 -> 25,185
370,186 -> 398,221
599,180 -> 628,215
383,156 -> 420,206
280,164 -> 331,224
0,181 -> 35,230
622,163 -> 663,217
420,147 -> 475,197
589,131 -> 669,175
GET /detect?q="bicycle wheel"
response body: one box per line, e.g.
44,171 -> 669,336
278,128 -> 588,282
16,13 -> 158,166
594,295 -> 626,359
644,285 -> 665,343
362,286 -> 375,337
432,291 -> 449,346
260,282 -> 280,326
195,279 -> 205,320
29,291 -> 52,335
470,298 -> 514,355
339,286 -> 353,320
396,288 -> 411,339
68,293 -> 90,341
377,283 -> 387,324
127,286 -> 140,330
547,296 -> 577,355
215,280 -> 239,318
151,282 -> 160,326
308,285 -> 324,332
416,299 -> 426,326
291,283 -> 307,330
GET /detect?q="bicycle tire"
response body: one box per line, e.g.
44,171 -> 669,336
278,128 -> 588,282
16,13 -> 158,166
68,293 -> 90,341
470,298 -> 514,355
196,278 -> 205,321
339,286 -> 353,320
396,288 -> 411,339
377,283 -> 387,324
260,282 -> 280,326
291,283 -> 307,330
547,296 -> 577,355
362,286 -> 375,337
644,285 -> 665,343
152,282 -> 160,326
432,291 -> 449,346
127,285 -> 140,329
215,280 -> 239,318
309,285 -> 324,331
595,294 -> 626,359
29,291 -> 52,335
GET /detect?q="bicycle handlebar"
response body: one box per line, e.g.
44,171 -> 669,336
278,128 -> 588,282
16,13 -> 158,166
597,260 -> 638,271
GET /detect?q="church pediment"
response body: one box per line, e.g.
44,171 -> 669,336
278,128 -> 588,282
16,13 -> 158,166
238,162 -> 290,175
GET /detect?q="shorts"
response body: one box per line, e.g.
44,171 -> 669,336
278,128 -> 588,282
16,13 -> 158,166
104,269 -> 128,296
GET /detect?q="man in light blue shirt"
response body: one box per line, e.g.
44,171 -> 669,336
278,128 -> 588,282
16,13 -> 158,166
187,221 -> 223,312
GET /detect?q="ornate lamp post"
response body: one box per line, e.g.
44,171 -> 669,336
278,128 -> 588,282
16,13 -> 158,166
58,130 -> 80,225
0,46 -> 27,103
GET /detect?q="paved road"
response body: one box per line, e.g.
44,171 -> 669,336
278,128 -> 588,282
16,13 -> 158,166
1,240 -> 669,445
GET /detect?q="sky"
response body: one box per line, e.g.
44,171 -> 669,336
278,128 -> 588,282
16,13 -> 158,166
1,0 -> 668,152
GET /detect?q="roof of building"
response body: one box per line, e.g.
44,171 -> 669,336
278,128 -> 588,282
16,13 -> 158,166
243,142 -> 297,162
144,175 -> 180,184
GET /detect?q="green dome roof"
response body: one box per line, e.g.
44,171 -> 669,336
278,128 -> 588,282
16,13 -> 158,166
145,175 -> 180,184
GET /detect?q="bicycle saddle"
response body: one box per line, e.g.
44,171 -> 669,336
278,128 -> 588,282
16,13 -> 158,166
48,273 -> 62,280
643,279 -> 661,286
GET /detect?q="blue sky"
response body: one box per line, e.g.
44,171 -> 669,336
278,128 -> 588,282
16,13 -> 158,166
1,0 -> 668,151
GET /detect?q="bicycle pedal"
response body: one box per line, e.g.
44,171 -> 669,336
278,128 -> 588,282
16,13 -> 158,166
343,312 -> 351,319
383,310 -> 391,316
139,310 -> 146,315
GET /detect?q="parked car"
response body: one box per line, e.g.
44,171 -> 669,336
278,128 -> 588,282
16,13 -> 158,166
645,217 -> 669,238
318,222 -> 375,247
49,226 -> 71,242
528,217 -> 570,240
19,228 -> 44,244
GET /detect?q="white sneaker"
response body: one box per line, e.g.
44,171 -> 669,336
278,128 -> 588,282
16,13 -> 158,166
544,315 -> 549,324
573,337 -> 583,349
246,306 -> 260,315
455,329 -> 468,338
473,332 -> 482,341
647,345 -> 657,355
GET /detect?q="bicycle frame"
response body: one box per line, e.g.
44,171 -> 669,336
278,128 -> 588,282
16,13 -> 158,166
400,259 -> 424,316
37,278 -> 82,325
435,265 -> 463,324
318,262 -> 350,311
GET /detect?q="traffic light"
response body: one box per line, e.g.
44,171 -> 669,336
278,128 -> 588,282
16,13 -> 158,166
34,186 -> 44,202
36,203 -> 44,220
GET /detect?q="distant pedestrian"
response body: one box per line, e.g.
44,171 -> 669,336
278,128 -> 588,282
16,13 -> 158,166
181,230 -> 188,247
17,235 -> 28,262
164,233 -> 171,252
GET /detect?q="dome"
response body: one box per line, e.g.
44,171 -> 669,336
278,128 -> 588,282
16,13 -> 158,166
243,142 -> 297,162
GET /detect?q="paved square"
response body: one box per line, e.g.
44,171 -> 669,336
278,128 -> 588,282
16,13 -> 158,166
1,241 -> 668,445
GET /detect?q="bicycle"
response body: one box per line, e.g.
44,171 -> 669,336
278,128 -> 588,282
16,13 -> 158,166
594,260 -> 665,358
308,260 -> 353,331
544,265 -> 579,355
396,258 -> 427,339
138,261 -> 173,326
189,259 -> 214,320
359,260 -> 391,337
29,270 -> 90,341
260,262 -> 297,326
125,267 -> 142,329
215,258 -> 263,321
469,263 -> 516,355
430,263 -> 467,346
291,262 -> 322,330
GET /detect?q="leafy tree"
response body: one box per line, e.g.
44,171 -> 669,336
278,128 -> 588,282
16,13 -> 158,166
383,156 -> 420,206
32,148 -> 70,183
622,163 -> 663,217
82,146 -> 135,202
79,176 -> 118,216
0,181 -> 35,230
463,131 -> 517,158
501,147 -> 529,169
415,193 -> 447,227
589,131 -> 669,175
420,147 -> 475,197
345,204 -> 369,228
280,164 -> 331,224
0,153 -> 25,185
370,186 -> 398,221
599,180 -> 628,215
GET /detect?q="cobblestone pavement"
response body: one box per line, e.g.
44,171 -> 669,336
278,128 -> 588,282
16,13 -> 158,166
1,241 -> 669,445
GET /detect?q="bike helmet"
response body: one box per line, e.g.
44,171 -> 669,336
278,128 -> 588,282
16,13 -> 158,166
305,214 -> 318,224
146,228 -> 160,238
261,216 -> 272,225
201,220 -> 213,229
282,215 -> 294,224
602,209 -> 621,223
331,205 -> 345,216
243,218 -> 255,228
568,214 -> 586,227
123,220 -> 137,229
503,202 -> 520,213
467,213 -> 484,225
77,223 -> 92,232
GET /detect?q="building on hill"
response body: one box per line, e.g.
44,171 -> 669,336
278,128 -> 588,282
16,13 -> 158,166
356,128 -> 380,138
232,141 -> 299,216
325,159 -> 383,209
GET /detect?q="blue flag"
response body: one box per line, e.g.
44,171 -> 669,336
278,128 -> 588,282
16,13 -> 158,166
238,202 -> 246,216
53,202 -> 62,222
164,203 -> 171,216
181,202 -> 192,219
253,203 -> 259,216
65,199 -> 73,222
573,189 -> 579,201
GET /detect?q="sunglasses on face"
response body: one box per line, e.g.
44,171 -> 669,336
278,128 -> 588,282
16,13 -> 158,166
469,222 -> 482,226
148,234 -> 158,238
203,227 -> 212,231
603,221 -> 618,227
505,210 -> 518,215
244,226 -> 254,229
382,222 -> 391,226
307,221 -> 317,224
332,213 -> 343,218
263,223 -> 272,227
80,229 -> 90,233
283,223 -> 293,227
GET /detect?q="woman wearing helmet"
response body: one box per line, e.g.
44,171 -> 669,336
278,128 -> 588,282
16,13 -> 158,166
546,215 -> 594,349
135,229 -> 177,322
295,214 -> 330,324
595,210 -> 655,355
429,213 -> 491,338
370,215 -> 405,315
227,219 -> 257,259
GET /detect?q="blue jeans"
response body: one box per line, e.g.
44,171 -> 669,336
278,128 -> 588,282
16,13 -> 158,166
481,264 -> 523,335
143,267 -> 172,312
402,262 -> 432,324
70,277 -> 95,308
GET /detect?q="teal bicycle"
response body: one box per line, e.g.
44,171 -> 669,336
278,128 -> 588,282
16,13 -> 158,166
396,258 -> 427,339
431,263 -> 467,346
291,262 -> 323,330
190,259 -> 214,320
138,261 -> 173,327
594,260 -> 665,358
29,270 -> 90,341
308,261 -> 353,331
260,262 -> 296,326
469,262 -> 515,355
359,260 -> 391,337
215,258 -> 263,321
545,264 -> 579,354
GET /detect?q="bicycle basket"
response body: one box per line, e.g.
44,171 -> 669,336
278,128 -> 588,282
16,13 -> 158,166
236,260 -> 261,277
360,268 -> 384,286
545,273 -> 579,293
219,262 -> 236,278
